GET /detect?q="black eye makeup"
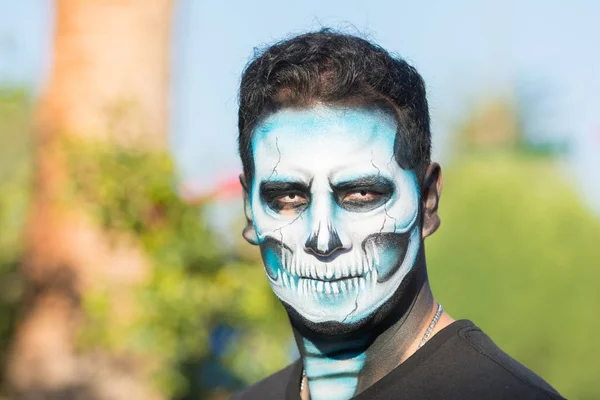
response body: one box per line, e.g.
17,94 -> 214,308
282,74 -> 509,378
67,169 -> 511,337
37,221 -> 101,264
332,176 -> 394,212
259,176 -> 394,214
260,181 -> 310,213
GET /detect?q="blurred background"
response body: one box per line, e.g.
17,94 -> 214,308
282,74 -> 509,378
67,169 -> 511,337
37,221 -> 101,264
0,0 -> 599,399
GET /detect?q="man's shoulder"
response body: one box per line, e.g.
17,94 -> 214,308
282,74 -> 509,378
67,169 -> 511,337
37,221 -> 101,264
231,360 -> 300,400
439,320 -> 564,399
364,320 -> 565,400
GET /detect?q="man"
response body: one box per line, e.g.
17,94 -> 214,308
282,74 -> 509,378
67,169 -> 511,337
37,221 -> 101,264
234,29 -> 563,400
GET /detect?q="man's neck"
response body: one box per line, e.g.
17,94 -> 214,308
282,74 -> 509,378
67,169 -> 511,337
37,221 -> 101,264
293,259 -> 445,400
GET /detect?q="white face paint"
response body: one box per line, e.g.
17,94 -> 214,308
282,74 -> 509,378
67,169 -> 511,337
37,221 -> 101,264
249,106 -> 420,325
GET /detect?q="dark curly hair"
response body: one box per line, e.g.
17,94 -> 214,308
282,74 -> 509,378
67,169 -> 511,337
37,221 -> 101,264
238,29 -> 431,186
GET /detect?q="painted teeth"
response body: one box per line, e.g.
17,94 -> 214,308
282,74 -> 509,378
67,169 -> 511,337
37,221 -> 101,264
279,251 -> 381,296
325,264 -> 333,279
339,263 -> 347,278
332,281 -> 339,293
283,272 -> 289,288
317,266 -> 326,280
372,243 -> 380,265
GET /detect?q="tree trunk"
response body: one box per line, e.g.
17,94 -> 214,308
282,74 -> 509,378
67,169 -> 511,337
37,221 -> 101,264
6,1 -> 172,398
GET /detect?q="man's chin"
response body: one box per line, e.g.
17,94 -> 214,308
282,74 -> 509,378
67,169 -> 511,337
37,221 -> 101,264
282,268 -> 420,338
283,302 -> 371,336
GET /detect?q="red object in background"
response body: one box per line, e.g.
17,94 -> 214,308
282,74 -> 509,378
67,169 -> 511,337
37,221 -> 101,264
213,176 -> 243,199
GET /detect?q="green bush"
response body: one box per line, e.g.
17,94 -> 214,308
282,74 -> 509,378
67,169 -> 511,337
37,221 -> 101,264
0,88 -> 33,378
428,152 -> 600,400
64,141 -> 291,397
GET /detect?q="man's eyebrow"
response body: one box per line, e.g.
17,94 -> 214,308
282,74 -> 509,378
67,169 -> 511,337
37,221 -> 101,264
330,175 -> 394,191
259,180 -> 310,193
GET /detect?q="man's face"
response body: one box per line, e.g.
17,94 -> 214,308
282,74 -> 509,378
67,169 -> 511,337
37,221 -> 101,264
248,106 -> 421,327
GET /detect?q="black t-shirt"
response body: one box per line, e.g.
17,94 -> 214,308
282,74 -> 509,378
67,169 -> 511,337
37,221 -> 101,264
233,320 -> 564,400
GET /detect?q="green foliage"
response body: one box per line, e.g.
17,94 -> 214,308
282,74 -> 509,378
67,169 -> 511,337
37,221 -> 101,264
64,140 -> 291,397
0,88 -> 33,373
0,89 -> 291,397
427,151 -> 600,400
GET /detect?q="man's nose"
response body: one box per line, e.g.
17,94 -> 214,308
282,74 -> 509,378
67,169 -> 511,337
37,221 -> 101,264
303,192 -> 350,257
304,221 -> 345,257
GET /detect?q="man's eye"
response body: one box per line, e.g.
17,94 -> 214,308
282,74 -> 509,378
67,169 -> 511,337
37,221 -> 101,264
343,190 -> 379,203
339,189 -> 391,212
270,193 -> 309,212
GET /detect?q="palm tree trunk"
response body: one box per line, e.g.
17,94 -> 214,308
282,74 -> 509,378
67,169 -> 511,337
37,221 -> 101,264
6,1 -> 172,398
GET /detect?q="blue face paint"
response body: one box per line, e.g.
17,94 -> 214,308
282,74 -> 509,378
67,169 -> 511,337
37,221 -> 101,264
250,105 -> 420,324
302,336 -> 367,400
249,106 -> 421,397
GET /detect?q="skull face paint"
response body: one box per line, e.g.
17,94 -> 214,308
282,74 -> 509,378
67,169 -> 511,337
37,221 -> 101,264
249,106 -> 421,326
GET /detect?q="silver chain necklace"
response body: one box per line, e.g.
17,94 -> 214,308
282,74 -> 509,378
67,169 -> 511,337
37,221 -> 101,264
300,303 -> 443,394
418,303 -> 443,349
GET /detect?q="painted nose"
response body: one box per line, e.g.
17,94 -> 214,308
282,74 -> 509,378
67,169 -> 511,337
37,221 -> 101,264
304,222 -> 345,257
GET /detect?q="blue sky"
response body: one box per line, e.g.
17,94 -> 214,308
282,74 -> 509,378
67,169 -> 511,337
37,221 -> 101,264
1,0 -> 599,214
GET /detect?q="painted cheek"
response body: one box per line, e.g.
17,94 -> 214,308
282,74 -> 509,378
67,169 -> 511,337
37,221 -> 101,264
363,233 -> 410,282
260,242 -> 282,280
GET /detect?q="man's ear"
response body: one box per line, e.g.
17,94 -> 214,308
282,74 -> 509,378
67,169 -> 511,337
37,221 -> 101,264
240,174 -> 259,245
421,162 -> 443,239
